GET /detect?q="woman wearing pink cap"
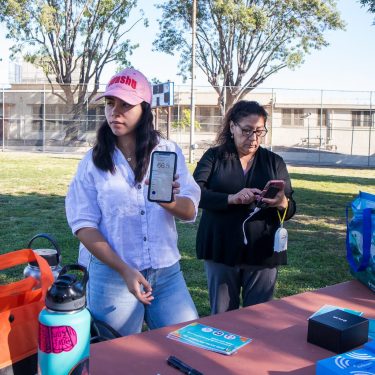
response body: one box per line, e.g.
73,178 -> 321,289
65,68 -> 200,336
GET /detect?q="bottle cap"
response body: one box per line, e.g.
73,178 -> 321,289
27,233 -> 62,267
46,265 -> 88,312
29,249 -> 59,267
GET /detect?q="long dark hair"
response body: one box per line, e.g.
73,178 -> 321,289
216,100 -> 268,147
92,102 -> 160,183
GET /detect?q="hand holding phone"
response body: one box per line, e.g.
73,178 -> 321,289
256,180 -> 285,208
147,151 -> 177,203
228,188 -> 261,205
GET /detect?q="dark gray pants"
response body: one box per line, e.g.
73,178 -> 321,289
204,260 -> 278,315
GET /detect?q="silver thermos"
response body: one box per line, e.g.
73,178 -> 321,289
24,233 -> 63,285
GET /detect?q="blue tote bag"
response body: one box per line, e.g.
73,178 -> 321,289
346,191 -> 375,293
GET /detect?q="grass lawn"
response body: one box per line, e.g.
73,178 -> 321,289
1,152 -> 374,318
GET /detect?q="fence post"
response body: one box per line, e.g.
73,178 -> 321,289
176,85 -> 181,145
189,0 -> 197,164
350,117 -> 354,156
42,84 -> 46,152
368,91 -> 373,167
155,107 -> 159,130
318,90 -> 323,164
167,106 -> 171,140
269,88 -> 274,152
2,88 -> 4,152
86,89 -> 89,132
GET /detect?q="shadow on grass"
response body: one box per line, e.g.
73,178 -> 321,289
178,188 -> 357,314
0,193 -> 79,283
290,172 -> 375,186
0,188 -> 360,317
276,186 -> 356,292
292,187 -> 360,217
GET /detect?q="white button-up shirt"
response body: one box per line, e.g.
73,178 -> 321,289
65,139 -> 200,271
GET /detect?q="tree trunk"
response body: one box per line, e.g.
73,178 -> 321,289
59,85 -> 89,146
218,88 -> 239,117
63,100 -> 86,145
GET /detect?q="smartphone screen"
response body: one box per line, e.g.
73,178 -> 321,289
148,151 -> 177,203
261,180 -> 285,197
257,180 -> 285,208
262,186 -> 280,199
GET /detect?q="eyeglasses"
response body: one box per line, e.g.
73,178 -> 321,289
235,123 -> 268,138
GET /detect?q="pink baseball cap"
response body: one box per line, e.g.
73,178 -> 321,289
95,68 -> 152,105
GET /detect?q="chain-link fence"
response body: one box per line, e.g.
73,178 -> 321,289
1,84 -> 374,166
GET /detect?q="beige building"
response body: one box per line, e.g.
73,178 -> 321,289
1,82 -> 374,165
9,60 -> 82,84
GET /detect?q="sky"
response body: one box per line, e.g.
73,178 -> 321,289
0,0 -> 375,91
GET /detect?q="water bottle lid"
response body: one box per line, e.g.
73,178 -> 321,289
29,249 -> 59,267
46,266 -> 88,312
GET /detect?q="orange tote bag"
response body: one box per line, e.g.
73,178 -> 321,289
0,249 -> 54,375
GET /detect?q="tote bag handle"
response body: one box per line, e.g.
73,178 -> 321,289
0,249 -> 54,299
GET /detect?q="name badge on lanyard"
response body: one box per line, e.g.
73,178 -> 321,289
274,227 -> 288,252
274,204 -> 288,253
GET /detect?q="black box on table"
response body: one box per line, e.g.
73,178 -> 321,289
307,308 -> 368,353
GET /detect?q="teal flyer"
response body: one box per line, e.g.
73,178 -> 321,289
167,322 -> 252,355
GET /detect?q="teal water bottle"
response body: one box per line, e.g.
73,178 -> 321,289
38,265 -> 90,375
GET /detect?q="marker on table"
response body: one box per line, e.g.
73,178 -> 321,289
167,356 -> 204,375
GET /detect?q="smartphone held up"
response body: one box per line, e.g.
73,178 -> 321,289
256,180 -> 285,208
147,151 -> 177,203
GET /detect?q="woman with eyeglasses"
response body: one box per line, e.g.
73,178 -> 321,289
193,100 -> 296,314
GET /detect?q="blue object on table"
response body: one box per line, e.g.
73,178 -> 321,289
369,319 -> 375,340
346,191 -> 375,293
316,340 -> 375,374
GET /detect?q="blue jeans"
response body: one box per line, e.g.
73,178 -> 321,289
87,257 -> 198,336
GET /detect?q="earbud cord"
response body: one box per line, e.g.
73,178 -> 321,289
242,151 -> 259,245
242,207 -> 260,245
243,201 -> 288,245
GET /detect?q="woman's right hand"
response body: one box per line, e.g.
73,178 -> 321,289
120,266 -> 154,305
228,188 -> 262,205
76,228 -> 154,305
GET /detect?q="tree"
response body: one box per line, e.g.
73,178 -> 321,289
0,0 -> 144,143
360,0 -> 375,23
154,0 -> 345,114
172,108 -> 200,129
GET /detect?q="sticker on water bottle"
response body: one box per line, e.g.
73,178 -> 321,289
39,323 -> 77,353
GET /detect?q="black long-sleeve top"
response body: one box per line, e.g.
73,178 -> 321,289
193,144 -> 296,267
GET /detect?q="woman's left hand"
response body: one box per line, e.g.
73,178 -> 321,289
170,173 -> 180,197
261,190 -> 288,210
158,174 -> 180,209
145,174 -> 194,220
145,174 -> 180,205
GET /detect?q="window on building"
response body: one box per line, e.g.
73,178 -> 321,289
281,109 -> 291,126
281,109 -> 304,126
317,109 -> 327,127
87,106 -> 105,131
352,111 -> 361,127
31,105 -> 43,131
197,106 -> 221,131
363,111 -> 372,127
352,111 -> 374,127
31,104 -> 69,131
45,104 -> 63,131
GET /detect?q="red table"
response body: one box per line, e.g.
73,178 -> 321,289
91,281 -> 375,374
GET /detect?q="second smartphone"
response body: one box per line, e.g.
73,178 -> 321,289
256,180 -> 285,208
147,151 -> 177,203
